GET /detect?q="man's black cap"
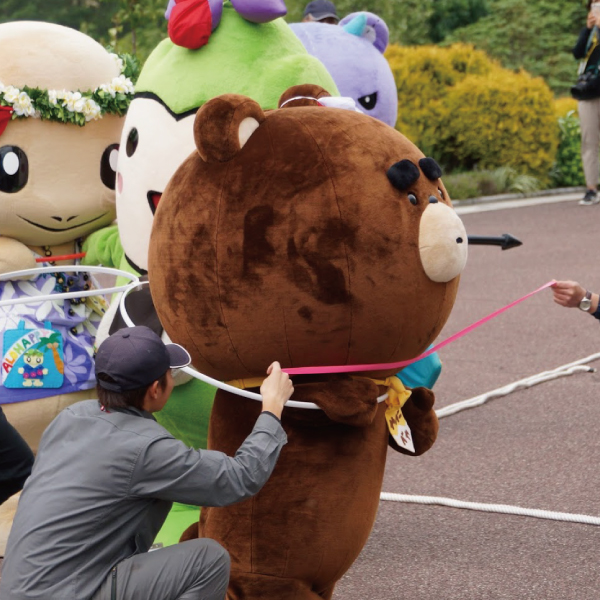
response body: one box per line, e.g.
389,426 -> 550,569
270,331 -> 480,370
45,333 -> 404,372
95,326 -> 191,392
303,0 -> 338,21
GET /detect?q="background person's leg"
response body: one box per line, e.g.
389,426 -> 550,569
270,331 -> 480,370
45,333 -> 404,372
578,98 -> 600,197
92,538 -> 230,600
0,406 -> 34,505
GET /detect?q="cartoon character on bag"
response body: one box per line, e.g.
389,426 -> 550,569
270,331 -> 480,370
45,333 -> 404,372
0,21 -> 132,452
19,350 -> 48,387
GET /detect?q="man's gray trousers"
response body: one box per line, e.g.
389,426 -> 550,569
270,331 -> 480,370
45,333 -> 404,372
91,538 -> 230,600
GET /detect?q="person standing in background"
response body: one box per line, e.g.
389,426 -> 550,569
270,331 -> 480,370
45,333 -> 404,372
573,1 -> 600,205
302,0 -> 339,24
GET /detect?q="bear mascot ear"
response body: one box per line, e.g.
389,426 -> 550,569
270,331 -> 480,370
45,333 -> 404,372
278,83 -> 332,108
194,94 -> 266,163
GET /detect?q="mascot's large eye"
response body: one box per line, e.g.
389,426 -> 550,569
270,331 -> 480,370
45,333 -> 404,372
408,193 -> 418,205
100,144 -> 119,190
126,127 -> 139,157
0,145 -> 28,193
358,92 -> 378,111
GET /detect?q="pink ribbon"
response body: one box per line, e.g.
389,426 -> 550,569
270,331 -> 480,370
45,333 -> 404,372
283,280 -> 556,376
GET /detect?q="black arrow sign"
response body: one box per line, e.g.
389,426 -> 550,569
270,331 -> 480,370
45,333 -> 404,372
467,234 -> 522,250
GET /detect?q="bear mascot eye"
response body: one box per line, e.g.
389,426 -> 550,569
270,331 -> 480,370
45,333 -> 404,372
0,145 -> 29,193
100,143 -> 120,190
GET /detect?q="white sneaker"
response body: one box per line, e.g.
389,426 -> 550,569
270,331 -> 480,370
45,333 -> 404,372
579,190 -> 600,205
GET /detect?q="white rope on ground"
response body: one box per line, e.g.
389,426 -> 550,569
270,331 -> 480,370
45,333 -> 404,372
379,355 -> 600,527
379,493 -> 600,526
436,354 -> 600,419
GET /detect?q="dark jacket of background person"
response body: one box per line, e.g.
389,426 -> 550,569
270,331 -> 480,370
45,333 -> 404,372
0,406 -> 34,505
0,399 -> 287,600
573,26 -> 600,72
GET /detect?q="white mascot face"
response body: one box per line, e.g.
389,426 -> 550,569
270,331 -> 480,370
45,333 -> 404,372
116,97 -> 195,273
0,21 -> 123,247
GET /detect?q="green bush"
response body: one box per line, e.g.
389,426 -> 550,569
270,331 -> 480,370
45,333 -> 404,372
442,172 -> 481,200
437,70 -> 558,182
386,43 -> 558,183
551,110 -> 585,188
386,43 -> 495,155
444,166 -> 541,200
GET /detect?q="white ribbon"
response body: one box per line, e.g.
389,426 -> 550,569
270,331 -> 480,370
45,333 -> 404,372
280,95 -> 363,113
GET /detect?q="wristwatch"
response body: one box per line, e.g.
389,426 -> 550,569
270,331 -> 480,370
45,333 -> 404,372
579,290 -> 592,312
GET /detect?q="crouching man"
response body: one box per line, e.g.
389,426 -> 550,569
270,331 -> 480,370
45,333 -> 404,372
0,326 -> 293,600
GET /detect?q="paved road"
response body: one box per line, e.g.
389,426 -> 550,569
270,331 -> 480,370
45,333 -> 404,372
335,192 -> 600,599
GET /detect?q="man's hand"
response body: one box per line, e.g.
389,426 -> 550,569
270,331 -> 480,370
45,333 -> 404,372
260,362 -> 294,419
551,280 -> 586,308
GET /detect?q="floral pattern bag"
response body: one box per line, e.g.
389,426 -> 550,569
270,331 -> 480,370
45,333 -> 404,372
0,270 -> 105,405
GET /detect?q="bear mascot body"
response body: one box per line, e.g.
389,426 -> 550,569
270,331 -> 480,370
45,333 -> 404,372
0,21 -> 129,452
148,84 -> 468,598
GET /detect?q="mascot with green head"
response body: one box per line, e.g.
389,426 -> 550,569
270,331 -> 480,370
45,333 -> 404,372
83,0 -> 337,545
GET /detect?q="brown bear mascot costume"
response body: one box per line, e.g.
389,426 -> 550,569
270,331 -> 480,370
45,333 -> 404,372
148,84 -> 468,599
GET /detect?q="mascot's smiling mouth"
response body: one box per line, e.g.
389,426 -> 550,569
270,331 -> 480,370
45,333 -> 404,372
147,190 -> 162,215
18,213 -> 108,232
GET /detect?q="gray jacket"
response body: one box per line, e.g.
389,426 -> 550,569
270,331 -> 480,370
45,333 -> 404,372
0,399 -> 287,600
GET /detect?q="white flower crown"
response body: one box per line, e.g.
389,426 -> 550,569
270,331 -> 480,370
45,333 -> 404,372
0,53 -> 137,126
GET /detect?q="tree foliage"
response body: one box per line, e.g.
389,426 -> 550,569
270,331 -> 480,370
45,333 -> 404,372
0,0 -> 590,95
284,0 -> 434,45
284,0 -> 488,45
445,0 -> 588,95
0,0 -> 118,42
428,0 -> 489,43
109,0 -> 167,58
0,0 -> 166,61
387,43 -> 558,180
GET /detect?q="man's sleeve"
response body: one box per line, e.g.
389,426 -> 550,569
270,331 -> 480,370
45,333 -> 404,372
128,412 -> 287,506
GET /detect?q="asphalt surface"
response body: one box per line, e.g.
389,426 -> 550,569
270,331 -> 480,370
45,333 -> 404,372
3,192 -> 600,598
334,191 -> 600,599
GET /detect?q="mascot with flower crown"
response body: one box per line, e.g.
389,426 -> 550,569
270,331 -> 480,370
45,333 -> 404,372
0,20 -> 134,467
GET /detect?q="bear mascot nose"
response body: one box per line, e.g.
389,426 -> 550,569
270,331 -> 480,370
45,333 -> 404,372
419,202 -> 468,283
